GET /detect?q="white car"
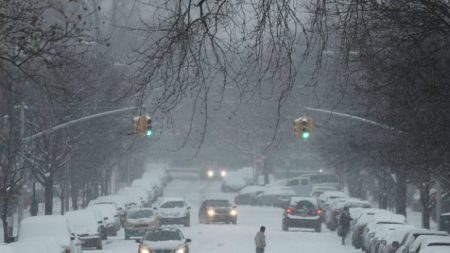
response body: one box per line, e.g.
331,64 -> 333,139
378,226 -> 416,253
368,224 -> 414,253
88,204 -> 120,236
17,215 -> 82,253
408,235 -> 450,253
65,209 -> 103,249
317,191 -> 348,209
362,214 -> 406,252
395,229 -> 448,253
156,197 -> 191,227
137,228 -> 191,253
9,238 -> 62,253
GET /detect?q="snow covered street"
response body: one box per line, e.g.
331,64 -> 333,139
95,178 -> 360,253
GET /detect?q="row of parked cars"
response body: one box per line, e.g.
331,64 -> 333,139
0,165 -> 171,253
315,188 -> 450,253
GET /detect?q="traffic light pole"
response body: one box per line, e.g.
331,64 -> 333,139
22,106 -> 139,142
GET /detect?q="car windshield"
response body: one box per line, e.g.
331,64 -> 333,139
161,201 -> 184,208
207,200 -> 231,207
127,210 -> 154,219
145,230 -> 181,241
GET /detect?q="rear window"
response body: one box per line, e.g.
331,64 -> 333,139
161,201 -> 185,208
292,200 -> 316,209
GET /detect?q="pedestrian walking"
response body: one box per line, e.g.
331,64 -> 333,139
338,206 -> 352,245
255,226 -> 266,253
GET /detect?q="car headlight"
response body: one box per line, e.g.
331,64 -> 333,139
207,170 -> 214,178
139,246 -> 152,253
207,209 -> 215,216
221,170 -> 226,177
175,248 -> 186,253
230,209 -> 237,216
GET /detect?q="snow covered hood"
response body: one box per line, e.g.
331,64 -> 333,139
142,240 -> 184,250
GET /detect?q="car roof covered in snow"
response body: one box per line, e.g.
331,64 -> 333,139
159,197 -> 185,203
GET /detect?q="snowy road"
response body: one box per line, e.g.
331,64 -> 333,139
95,178 -> 360,253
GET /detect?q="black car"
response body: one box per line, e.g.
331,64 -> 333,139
199,199 -> 237,224
282,197 -> 322,232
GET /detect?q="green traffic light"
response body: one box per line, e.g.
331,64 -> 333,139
302,132 -> 310,139
146,129 -> 153,137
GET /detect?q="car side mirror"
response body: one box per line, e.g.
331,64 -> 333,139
186,238 -> 192,243
187,206 -> 191,210
392,241 -> 400,249
135,239 -> 142,243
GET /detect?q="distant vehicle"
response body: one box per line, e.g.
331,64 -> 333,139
155,197 -> 191,227
234,186 -> 265,205
124,208 -> 159,240
317,191 -> 348,209
136,228 -> 191,253
199,199 -> 237,224
256,188 -> 297,207
200,167 -> 227,180
266,176 -> 311,196
16,215 -> 82,253
65,210 -> 103,250
395,229 -> 448,253
282,197 -> 322,232
310,185 -> 338,198
302,172 -> 339,189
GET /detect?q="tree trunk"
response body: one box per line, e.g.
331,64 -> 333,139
44,174 -> 54,215
396,168 -> 407,216
2,200 -> 9,243
71,187 -> 78,210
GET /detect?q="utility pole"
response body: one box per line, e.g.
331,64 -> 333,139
17,104 -> 25,223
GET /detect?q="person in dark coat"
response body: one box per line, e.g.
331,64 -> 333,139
339,206 -> 352,245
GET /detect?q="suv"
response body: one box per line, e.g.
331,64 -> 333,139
199,199 -> 237,224
282,197 -> 322,232
155,197 -> 191,227
124,208 -> 159,240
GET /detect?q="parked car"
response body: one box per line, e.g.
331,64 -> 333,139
155,197 -> 190,227
395,229 -> 448,253
65,210 -> 103,250
362,214 -> 407,252
256,188 -> 297,207
310,185 -> 338,198
352,209 -> 392,249
136,228 -> 191,253
234,186 -> 265,205
302,172 -> 339,190
9,238 -> 62,253
266,176 -> 312,196
282,197 -> 322,232
124,208 -> 159,240
90,195 -> 127,225
86,207 -> 108,240
317,191 -> 348,209
199,199 -> 237,224
88,204 -> 120,236
378,226 -> 416,253
408,235 -> 450,253
324,198 -> 350,231
16,215 -> 82,253
367,224 -> 413,253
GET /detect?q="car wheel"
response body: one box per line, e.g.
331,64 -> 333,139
314,223 -> 322,233
282,221 -> 289,231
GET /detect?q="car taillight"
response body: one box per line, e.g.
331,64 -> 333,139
316,209 -> 323,215
286,208 -> 294,214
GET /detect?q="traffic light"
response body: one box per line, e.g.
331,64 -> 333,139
294,116 -> 313,140
133,115 -> 152,137
146,117 -> 153,137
